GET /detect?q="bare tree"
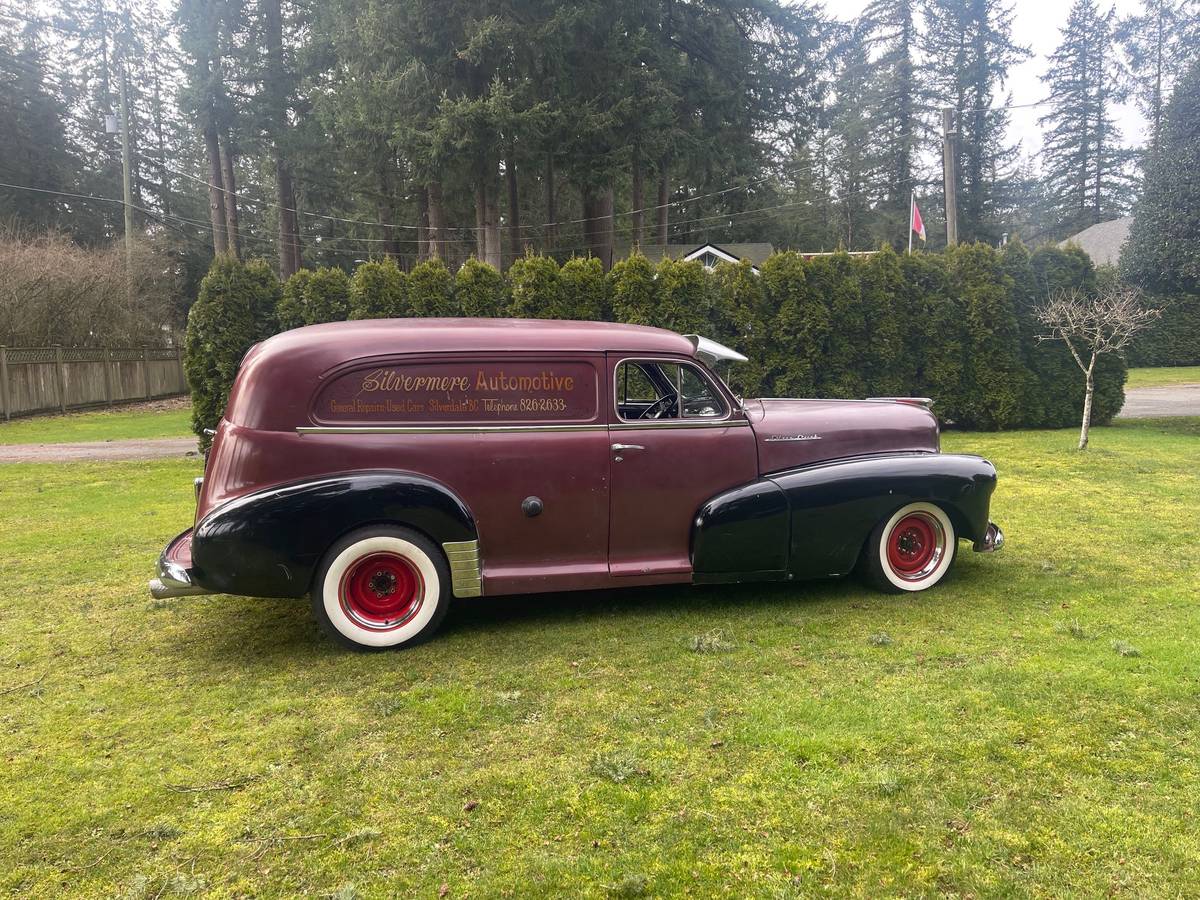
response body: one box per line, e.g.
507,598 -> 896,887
1036,285 -> 1161,449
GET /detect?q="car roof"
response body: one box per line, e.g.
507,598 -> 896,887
256,317 -> 698,359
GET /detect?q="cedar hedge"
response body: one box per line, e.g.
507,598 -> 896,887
186,243 -> 1125,442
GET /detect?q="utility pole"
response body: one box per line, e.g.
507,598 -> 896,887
941,108 -> 959,247
119,64 -> 135,265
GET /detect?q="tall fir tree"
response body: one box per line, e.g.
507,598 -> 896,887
1039,0 -> 1134,237
1117,0 -> 1200,145
922,0 -> 1028,244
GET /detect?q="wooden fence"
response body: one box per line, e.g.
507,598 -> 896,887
0,345 -> 188,421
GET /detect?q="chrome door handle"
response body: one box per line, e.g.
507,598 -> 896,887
611,443 -> 645,452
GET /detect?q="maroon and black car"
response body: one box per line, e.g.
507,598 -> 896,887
150,318 -> 1003,650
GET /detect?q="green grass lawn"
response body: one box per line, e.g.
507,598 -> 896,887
1126,365 -> 1200,388
0,403 -> 192,445
1,418 -> 1198,897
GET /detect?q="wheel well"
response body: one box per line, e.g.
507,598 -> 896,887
856,499 -> 967,567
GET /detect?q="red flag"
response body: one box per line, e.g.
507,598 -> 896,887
911,198 -> 926,242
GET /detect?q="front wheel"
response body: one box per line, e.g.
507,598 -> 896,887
311,525 -> 451,650
862,501 -> 957,593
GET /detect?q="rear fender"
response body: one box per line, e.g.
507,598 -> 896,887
190,470 -> 477,599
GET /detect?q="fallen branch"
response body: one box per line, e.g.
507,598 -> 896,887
0,671 -> 47,697
167,775 -> 260,794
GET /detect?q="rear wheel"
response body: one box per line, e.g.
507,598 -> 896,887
862,501 -> 956,593
311,525 -> 450,650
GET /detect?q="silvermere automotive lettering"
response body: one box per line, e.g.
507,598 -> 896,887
358,369 -> 576,395
316,361 -> 596,424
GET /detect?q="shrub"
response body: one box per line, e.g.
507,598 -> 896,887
407,257 -> 456,316
243,258 -> 282,341
762,251 -> 827,397
558,256 -> 607,320
456,258 -> 509,316
815,253 -> 869,398
654,257 -> 713,333
184,256 -> 257,448
349,258 -> 408,320
276,268 -> 312,331
948,243 -> 1034,429
608,252 -> 657,326
857,247 -> 907,396
507,252 -> 562,317
302,266 -> 351,325
711,259 -> 769,397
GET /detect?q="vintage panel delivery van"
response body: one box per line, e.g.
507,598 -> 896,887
151,318 -> 1003,650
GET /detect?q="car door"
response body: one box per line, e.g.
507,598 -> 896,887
607,355 -> 759,577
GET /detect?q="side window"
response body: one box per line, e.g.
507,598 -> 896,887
615,360 -> 727,422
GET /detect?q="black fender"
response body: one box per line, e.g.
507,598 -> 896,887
190,470 -> 477,598
692,453 -> 997,583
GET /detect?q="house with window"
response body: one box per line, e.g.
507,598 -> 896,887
619,242 -> 775,272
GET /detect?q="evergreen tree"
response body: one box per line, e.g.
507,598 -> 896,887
407,258 -> 457,316
1039,0 -> 1134,237
302,266 -> 351,324
1117,0 -> 1200,144
276,269 -> 312,331
349,259 -> 408,320
507,253 -> 562,318
922,0 -> 1029,243
608,253 -> 657,326
455,258 -> 508,317
763,252 -> 827,397
1122,58 -> 1200,296
557,257 -> 607,321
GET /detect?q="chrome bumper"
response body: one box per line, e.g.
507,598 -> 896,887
973,521 -> 1004,553
148,535 -> 212,600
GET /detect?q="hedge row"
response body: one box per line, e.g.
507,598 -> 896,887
186,243 -> 1124,442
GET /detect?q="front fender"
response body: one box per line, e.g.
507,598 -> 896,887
691,452 -> 997,583
190,470 -> 477,598
772,452 -> 997,578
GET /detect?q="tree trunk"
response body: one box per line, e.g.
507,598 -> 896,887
656,157 -> 669,245
219,134 -> 240,259
475,178 -> 487,261
582,185 -> 615,271
203,116 -> 228,255
427,179 -> 445,261
1079,361 -> 1096,450
417,186 -> 430,262
263,0 -> 300,277
376,156 -> 402,261
506,155 -> 521,263
275,155 -> 301,277
484,174 -> 502,270
631,145 -> 644,248
545,154 -> 557,248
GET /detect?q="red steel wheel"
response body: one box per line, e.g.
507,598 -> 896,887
311,526 -> 451,651
338,552 -> 424,631
863,501 -> 957,593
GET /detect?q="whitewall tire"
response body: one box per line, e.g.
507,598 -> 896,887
311,525 -> 451,650
862,501 -> 957,593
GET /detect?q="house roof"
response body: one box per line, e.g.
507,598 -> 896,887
618,242 -> 776,268
1062,217 -> 1133,268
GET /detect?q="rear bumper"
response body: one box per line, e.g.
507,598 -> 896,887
973,521 -> 1004,553
148,529 -> 212,600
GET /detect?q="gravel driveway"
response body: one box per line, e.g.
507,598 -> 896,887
0,437 -> 199,463
1119,384 -> 1200,418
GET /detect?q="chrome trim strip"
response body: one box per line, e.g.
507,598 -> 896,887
443,539 -> 482,598
297,419 -> 750,435
299,424 -> 605,434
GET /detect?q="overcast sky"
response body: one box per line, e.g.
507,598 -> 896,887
824,0 -> 1149,160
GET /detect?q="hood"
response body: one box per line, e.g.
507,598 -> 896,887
746,398 -> 940,474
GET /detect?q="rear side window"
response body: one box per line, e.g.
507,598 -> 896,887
313,359 -> 600,425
